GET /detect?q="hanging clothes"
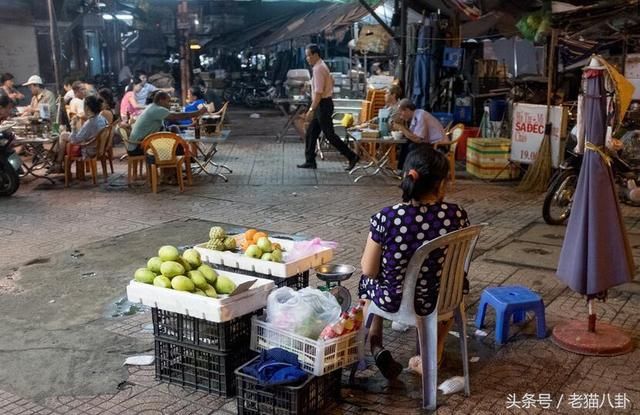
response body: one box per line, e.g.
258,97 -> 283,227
412,23 -> 431,109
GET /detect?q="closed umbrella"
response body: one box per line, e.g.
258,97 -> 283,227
553,56 -> 634,356
411,23 -> 430,109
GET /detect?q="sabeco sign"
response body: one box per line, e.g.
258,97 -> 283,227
510,103 -> 568,168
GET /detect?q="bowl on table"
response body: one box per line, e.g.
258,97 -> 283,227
391,131 -> 403,140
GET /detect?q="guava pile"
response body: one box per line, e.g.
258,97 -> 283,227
133,245 -> 237,297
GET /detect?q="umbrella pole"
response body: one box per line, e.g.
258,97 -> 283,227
588,299 -> 596,332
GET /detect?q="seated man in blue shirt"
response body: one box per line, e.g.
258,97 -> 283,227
392,98 -> 448,170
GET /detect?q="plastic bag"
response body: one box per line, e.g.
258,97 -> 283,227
286,238 -> 338,262
267,287 -> 341,339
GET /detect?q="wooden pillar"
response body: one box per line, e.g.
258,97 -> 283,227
178,0 -> 191,103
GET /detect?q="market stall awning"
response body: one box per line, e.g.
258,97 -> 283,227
254,2 -> 371,48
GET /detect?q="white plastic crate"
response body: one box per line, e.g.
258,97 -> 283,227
126,271 -> 274,322
195,237 -> 334,278
250,316 -> 364,376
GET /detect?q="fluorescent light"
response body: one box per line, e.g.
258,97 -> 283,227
115,13 -> 133,21
102,14 -> 114,20
194,18 -> 199,25
190,44 -> 201,50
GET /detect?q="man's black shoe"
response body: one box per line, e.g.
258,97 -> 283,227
297,162 -> 317,169
345,156 -> 360,171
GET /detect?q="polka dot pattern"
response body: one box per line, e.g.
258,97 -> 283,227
359,202 -> 470,315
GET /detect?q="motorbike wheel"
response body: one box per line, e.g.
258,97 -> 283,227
245,94 -> 259,108
542,170 -> 577,225
0,159 -> 20,197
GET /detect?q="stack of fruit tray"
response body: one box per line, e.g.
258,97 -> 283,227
127,271 -> 275,396
235,357 -> 342,415
195,237 -> 333,290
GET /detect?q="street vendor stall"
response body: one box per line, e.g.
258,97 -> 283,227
125,224 -> 364,411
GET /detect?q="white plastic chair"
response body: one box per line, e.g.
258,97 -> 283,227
353,223 -> 486,410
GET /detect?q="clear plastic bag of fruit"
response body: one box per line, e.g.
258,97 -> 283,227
266,287 -> 341,339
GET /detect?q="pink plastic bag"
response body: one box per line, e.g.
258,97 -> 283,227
286,238 -> 337,262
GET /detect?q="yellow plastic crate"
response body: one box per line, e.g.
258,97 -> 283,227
466,138 -> 516,180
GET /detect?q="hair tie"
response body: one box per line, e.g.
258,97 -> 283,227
407,169 -> 420,182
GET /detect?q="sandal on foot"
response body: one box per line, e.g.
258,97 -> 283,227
374,349 -> 403,380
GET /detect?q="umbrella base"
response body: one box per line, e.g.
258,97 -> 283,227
552,320 -> 634,356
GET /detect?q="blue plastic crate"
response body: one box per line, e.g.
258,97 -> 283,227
432,112 -> 454,127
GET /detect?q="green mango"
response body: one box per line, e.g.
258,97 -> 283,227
204,284 -> 218,298
214,275 -> 237,295
160,261 -> 185,278
147,257 -> 163,273
188,270 -> 209,290
158,245 -> 179,262
134,268 -> 155,284
198,264 -> 218,284
153,275 -> 172,288
171,275 -> 195,292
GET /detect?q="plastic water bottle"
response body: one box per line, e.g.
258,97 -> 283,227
39,103 -> 50,120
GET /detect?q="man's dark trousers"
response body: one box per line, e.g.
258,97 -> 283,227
304,97 -> 357,165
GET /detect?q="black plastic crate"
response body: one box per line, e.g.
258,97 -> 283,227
155,338 -> 255,397
212,265 -> 309,290
152,308 -> 255,352
235,357 -> 342,415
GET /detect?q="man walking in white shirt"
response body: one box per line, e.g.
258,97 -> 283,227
297,44 -> 359,170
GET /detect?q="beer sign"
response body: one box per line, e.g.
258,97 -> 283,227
510,103 -> 568,167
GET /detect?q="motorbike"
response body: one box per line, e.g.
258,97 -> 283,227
244,78 -> 279,108
542,145 -> 640,225
0,128 -> 21,196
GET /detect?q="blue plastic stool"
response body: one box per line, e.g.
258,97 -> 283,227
475,285 -> 546,344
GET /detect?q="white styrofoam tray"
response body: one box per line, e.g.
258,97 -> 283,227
194,237 -> 334,278
126,270 -> 274,322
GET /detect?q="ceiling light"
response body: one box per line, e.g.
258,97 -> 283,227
115,13 -> 133,21
102,14 -> 114,20
190,43 -> 201,50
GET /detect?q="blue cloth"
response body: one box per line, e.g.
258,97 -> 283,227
241,348 -> 308,386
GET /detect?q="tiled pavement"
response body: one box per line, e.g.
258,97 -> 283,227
0,107 -> 639,414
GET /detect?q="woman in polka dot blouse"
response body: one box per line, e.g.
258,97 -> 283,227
358,147 -> 470,379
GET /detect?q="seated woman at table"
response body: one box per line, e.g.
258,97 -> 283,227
49,96 -> 108,173
358,147 -> 470,380
353,84 -> 404,132
98,88 -> 118,124
119,78 -> 145,124
175,87 -> 207,128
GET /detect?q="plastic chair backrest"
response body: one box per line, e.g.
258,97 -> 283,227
94,125 -> 113,158
358,100 -> 372,124
214,102 -> 229,134
144,131 -> 190,164
448,123 -> 465,141
145,134 -> 178,163
397,224 -> 486,319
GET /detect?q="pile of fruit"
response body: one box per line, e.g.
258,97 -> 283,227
241,229 -> 284,263
133,245 -> 237,298
319,300 -> 365,340
204,226 -> 237,252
